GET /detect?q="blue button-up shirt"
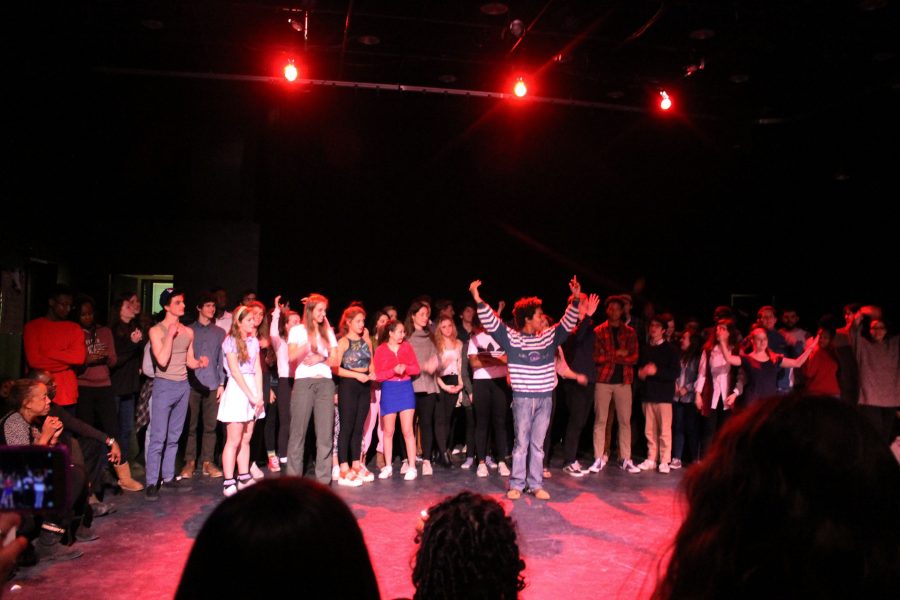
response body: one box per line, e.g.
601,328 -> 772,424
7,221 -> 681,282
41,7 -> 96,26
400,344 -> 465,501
189,320 -> 226,391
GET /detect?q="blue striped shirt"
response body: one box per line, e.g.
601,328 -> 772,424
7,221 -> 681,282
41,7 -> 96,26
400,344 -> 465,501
477,300 -> 579,398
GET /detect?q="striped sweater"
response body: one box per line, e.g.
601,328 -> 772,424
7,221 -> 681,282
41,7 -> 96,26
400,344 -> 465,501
477,300 -> 580,398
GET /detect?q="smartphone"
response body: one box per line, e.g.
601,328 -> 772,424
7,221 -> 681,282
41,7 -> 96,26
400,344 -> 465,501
0,446 -> 71,514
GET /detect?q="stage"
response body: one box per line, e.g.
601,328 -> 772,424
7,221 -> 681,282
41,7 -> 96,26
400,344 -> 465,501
8,461 -> 684,599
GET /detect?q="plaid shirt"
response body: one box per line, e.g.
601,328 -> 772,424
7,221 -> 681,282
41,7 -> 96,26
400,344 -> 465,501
593,321 -> 639,384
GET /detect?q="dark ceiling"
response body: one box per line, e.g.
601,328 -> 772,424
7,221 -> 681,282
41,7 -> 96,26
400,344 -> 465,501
7,1 -> 899,318
73,0 -> 899,120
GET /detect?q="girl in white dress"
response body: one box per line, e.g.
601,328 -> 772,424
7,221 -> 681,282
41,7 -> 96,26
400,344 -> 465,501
219,305 -> 265,496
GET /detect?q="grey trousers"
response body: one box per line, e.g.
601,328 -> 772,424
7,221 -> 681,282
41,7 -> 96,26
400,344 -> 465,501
184,387 -> 218,464
286,377 -> 335,484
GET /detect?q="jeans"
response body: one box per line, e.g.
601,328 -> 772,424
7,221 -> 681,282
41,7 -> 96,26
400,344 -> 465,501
672,401 -> 701,462
509,395 -> 553,492
115,393 -> 137,461
145,378 -> 190,484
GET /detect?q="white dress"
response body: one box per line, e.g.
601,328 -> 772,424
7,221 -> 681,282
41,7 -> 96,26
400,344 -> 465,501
217,335 -> 265,422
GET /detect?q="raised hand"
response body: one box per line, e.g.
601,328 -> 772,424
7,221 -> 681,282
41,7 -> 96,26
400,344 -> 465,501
469,280 -> 483,304
585,293 -> 600,316
569,275 -> 581,296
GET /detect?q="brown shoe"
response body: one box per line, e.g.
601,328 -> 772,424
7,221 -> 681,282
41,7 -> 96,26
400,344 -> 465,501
533,488 -> 551,500
506,489 -> 522,500
202,461 -> 223,478
180,460 -> 196,479
114,462 -> 145,492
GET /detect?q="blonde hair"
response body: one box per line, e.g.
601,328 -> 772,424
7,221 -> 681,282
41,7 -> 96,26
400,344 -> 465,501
304,294 -> 331,352
229,305 -> 253,364
434,316 -> 459,354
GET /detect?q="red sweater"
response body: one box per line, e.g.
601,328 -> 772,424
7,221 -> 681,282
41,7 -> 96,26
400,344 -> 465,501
374,342 -> 421,382
801,346 -> 840,397
24,317 -> 87,406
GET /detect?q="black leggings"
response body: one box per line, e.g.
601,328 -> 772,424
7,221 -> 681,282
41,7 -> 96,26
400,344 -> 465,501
700,400 -> 731,458
416,392 -> 439,460
265,376 -> 294,458
474,378 -> 510,462
76,386 -> 118,439
449,403 -> 476,457
435,375 -> 459,455
562,380 -> 592,464
338,378 -> 371,464
265,377 -> 294,456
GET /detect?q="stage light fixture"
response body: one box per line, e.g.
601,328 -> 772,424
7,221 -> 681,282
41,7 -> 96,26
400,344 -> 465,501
513,77 -> 527,97
284,59 -> 299,82
659,90 -> 672,110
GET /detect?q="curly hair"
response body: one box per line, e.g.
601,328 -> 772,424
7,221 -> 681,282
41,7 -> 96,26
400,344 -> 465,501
512,296 -> 542,330
412,491 -> 525,600
653,394 -> 900,600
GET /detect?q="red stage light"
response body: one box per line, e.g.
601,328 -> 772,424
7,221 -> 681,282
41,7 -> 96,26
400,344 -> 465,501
659,90 -> 672,111
513,77 -> 527,98
284,60 -> 299,82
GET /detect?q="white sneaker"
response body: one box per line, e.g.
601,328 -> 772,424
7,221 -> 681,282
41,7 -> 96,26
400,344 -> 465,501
636,459 -> 657,471
356,467 -> 375,483
587,457 -> 607,473
451,445 -> 463,455
331,465 -> 341,480
400,459 -> 409,475
422,461 -> 433,476
404,467 -> 418,481
378,466 -> 393,479
250,462 -> 265,480
658,463 -> 671,474
563,462 -> 585,477
498,461 -> 511,477
338,472 -> 363,487
621,459 -> 642,474
460,457 -> 474,469
485,456 -> 498,469
476,462 -> 489,477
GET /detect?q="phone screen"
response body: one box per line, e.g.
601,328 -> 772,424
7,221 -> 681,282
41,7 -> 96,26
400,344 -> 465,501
0,446 -> 70,514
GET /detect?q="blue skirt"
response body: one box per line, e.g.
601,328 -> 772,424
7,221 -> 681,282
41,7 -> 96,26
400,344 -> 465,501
380,380 -> 416,415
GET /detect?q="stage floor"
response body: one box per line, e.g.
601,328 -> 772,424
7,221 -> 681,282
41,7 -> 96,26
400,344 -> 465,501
7,460 -> 684,599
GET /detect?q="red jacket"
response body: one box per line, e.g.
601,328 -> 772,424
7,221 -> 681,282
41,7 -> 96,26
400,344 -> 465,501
374,342 -> 421,382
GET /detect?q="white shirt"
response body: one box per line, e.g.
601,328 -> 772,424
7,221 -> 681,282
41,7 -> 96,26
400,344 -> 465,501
288,324 -> 338,379
696,346 -> 744,410
215,310 -> 233,333
467,332 -> 507,380
269,308 -> 291,378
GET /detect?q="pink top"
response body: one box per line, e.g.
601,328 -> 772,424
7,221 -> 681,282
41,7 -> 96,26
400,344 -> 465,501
374,342 -> 421,382
77,326 -> 117,388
